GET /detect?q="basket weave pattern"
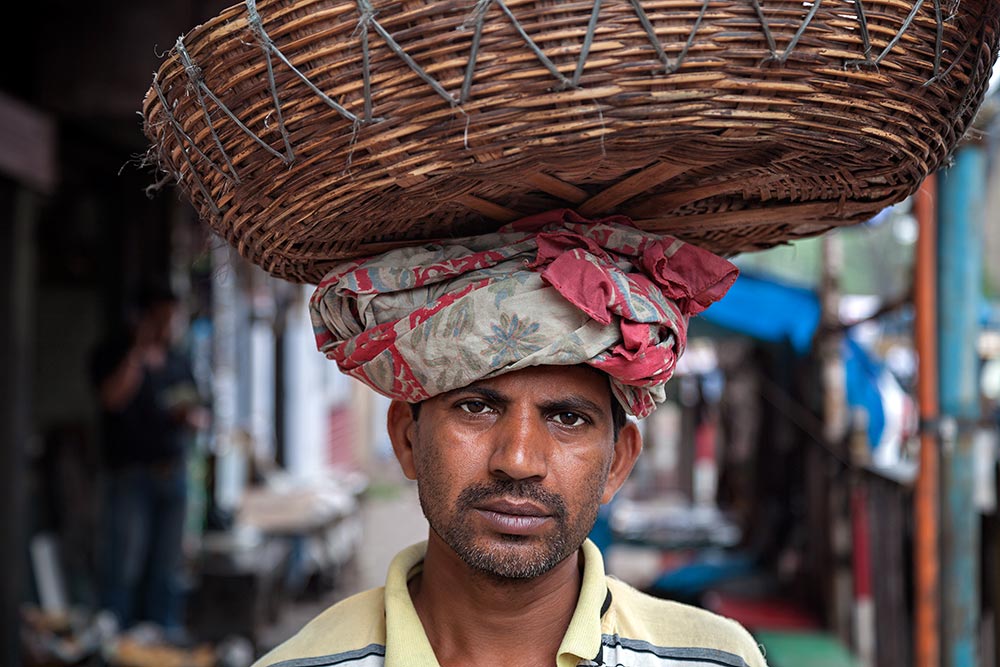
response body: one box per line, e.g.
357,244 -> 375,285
144,0 -> 1000,283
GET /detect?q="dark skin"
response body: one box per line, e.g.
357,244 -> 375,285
387,365 -> 642,667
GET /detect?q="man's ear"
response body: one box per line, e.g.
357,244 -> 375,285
387,400 -> 419,481
600,421 -> 642,504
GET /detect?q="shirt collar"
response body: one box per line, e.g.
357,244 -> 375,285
557,539 -> 608,667
384,542 -> 439,667
383,539 -> 609,667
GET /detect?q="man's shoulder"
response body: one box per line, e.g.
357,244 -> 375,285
605,577 -> 768,667
252,587 -> 387,667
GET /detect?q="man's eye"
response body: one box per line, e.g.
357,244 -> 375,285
458,400 -> 491,414
553,412 -> 586,427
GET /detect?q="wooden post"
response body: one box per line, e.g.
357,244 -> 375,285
818,234 -> 852,644
938,145 -> 985,667
913,176 -> 941,667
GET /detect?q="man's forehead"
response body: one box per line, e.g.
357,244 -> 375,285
439,365 -> 613,403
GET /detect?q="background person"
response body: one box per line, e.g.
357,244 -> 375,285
90,284 -> 208,639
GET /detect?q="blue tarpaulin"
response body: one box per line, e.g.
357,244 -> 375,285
699,273 -> 886,448
700,273 -> 822,355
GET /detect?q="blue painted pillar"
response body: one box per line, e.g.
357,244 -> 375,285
937,144 -> 985,667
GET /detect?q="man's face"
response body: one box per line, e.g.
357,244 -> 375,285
391,365 -> 638,580
142,301 -> 179,346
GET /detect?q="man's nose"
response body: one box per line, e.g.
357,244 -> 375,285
488,409 -> 549,482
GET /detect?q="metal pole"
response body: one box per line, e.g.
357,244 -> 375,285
913,175 -> 940,667
938,144 -> 985,667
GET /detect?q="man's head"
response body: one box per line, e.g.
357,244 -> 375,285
134,283 -> 180,347
309,213 -> 737,579
387,365 -> 642,581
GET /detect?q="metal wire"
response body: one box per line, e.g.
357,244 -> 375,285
571,0 -> 602,88
360,0 -> 458,106
176,37 -> 242,183
848,0 -> 927,68
247,0 -> 295,163
771,0 -> 823,64
151,75 -> 222,216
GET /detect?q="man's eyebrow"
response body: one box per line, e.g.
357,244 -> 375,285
440,385 -> 510,405
538,395 -> 608,418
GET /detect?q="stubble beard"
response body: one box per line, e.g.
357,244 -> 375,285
417,474 -> 607,581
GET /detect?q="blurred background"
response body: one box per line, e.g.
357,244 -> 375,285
2,3 -> 1000,667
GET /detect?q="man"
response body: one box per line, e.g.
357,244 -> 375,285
91,284 -> 207,637
256,210 -> 767,667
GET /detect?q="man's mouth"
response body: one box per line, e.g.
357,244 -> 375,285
477,498 -> 550,517
473,498 -> 553,535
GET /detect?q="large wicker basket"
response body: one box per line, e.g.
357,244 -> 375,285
143,0 -> 1000,284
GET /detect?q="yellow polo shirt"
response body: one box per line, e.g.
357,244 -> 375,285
254,540 -> 768,667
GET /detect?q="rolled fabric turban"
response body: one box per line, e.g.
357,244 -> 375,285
310,209 -> 738,418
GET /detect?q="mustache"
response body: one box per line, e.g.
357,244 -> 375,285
455,480 -> 568,520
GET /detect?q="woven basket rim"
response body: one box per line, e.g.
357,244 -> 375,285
143,0 -> 1000,283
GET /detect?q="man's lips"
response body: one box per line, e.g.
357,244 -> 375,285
476,498 -> 551,517
473,498 -> 553,535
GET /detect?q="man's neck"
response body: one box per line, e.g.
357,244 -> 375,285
408,533 -> 583,667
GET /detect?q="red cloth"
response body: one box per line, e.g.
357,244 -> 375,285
310,210 -> 738,417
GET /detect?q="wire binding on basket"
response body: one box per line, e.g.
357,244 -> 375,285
143,0 -> 1000,283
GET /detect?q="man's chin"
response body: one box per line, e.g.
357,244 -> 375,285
465,554 -> 560,581
455,534 -> 572,580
